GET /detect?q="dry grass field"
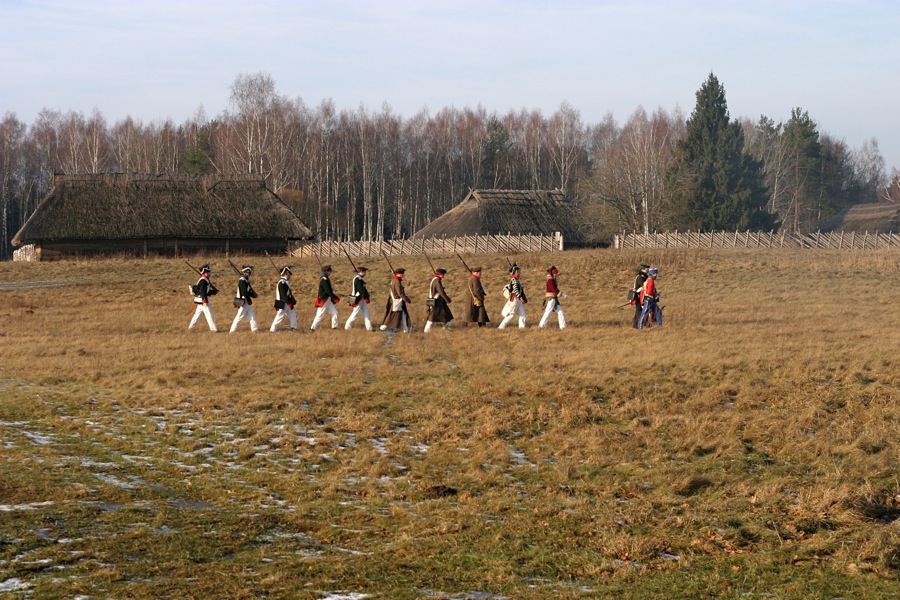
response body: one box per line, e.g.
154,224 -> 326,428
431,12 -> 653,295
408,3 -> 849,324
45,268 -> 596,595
0,248 -> 898,599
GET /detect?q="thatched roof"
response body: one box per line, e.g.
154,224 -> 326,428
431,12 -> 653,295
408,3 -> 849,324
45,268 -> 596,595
824,202 -> 900,233
12,173 -> 312,246
411,189 -> 583,242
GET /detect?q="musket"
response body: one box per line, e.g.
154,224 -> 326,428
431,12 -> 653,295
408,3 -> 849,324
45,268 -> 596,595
381,250 -> 397,275
343,248 -> 358,273
184,260 -> 201,276
423,253 -> 437,275
455,252 -> 473,274
226,259 -> 242,276
312,251 -> 325,272
185,260 -> 218,294
263,250 -> 279,273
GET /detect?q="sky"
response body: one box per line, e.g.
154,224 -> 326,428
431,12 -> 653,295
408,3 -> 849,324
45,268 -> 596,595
2,0 -> 899,172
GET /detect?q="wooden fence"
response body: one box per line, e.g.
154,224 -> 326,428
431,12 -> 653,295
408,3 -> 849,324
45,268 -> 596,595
615,230 -> 900,250
290,232 -> 564,258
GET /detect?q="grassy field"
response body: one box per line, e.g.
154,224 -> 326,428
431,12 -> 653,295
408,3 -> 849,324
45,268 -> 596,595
0,248 -> 898,599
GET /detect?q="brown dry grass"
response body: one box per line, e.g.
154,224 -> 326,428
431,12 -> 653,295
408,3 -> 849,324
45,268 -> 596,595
0,248 -> 898,598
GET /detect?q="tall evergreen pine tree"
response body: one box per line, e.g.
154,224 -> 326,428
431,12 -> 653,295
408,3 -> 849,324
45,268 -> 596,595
665,73 -> 776,231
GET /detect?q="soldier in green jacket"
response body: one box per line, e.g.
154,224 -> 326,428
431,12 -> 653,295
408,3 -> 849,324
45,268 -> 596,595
229,265 -> 259,333
344,266 -> 375,330
310,265 -> 340,330
269,266 -> 298,332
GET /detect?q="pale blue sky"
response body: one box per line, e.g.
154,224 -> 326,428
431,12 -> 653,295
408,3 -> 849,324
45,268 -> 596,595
2,0 -> 898,171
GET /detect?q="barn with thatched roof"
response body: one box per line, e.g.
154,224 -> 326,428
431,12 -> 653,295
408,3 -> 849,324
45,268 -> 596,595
12,173 -> 312,260
824,202 -> 900,233
410,189 -> 584,246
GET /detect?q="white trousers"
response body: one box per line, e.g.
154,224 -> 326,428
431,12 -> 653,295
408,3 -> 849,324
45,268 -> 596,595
270,306 -> 297,331
424,320 -> 450,332
189,302 -> 217,332
538,298 -> 566,329
344,301 -> 374,330
311,299 -> 339,330
229,304 -> 258,333
499,300 -> 526,329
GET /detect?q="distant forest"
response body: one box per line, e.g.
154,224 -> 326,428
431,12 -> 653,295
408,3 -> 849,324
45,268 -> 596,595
2,71 -> 897,259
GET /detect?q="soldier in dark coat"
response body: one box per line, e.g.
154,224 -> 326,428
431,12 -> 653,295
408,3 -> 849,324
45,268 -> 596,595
424,268 -> 453,332
310,265 -> 340,330
269,266 -> 298,332
463,267 -> 489,327
229,265 -> 259,333
189,263 -> 218,332
380,268 -> 412,332
498,263 -> 528,329
344,266 -> 374,331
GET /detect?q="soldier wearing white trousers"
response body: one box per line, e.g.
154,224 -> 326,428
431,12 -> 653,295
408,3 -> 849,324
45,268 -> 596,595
310,265 -> 341,330
538,266 -> 566,329
188,263 -> 218,332
269,266 -> 298,332
499,264 -> 528,329
229,265 -> 259,333
344,267 -> 375,330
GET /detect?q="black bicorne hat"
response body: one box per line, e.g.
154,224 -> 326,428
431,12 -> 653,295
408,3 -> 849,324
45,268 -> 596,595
281,266 -> 293,276
199,263 -> 211,274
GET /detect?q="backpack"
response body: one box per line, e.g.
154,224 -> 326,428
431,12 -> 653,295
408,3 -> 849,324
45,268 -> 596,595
502,283 -> 512,300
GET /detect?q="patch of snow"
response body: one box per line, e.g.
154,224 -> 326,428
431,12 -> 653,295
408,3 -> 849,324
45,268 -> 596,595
0,501 -> 54,512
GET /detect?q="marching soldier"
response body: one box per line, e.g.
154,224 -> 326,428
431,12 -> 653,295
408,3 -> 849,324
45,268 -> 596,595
630,263 -> 649,328
638,267 -> 662,329
463,267 -> 490,327
424,267 -> 453,332
310,265 -> 340,330
229,265 -> 259,333
498,263 -> 528,329
344,266 -> 375,331
188,263 -> 218,332
538,266 -> 566,329
380,267 -> 412,332
269,266 -> 298,332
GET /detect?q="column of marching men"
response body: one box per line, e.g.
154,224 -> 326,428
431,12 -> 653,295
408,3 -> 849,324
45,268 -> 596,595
188,258 -> 663,333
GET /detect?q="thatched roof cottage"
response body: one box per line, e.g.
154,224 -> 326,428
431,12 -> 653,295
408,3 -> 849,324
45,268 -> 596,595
12,173 -> 312,260
410,189 -> 584,247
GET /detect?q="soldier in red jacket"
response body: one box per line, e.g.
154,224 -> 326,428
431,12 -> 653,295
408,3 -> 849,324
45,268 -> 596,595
638,268 -> 662,329
538,266 -> 566,329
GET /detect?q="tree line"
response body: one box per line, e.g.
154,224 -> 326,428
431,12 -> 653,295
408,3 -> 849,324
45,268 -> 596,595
1,72 -> 896,260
